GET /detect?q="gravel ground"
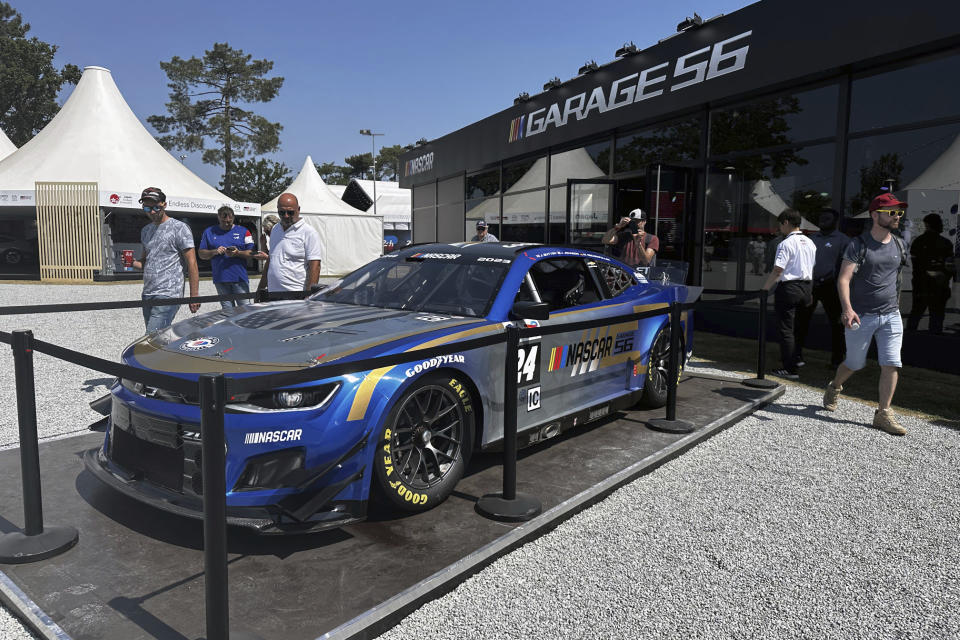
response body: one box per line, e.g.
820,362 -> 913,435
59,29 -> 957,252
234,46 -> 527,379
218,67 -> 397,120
0,284 -> 958,639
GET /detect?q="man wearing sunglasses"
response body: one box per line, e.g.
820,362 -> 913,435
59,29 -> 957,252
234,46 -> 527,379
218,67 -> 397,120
824,193 -> 909,435
198,205 -> 255,309
256,192 -> 322,294
133,187 -> 200,331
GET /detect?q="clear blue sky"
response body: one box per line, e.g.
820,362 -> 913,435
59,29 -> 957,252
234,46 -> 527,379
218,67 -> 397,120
19,0 -> 753,188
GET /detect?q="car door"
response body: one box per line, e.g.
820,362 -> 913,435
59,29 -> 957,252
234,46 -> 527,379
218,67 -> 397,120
513,256 -> 635,433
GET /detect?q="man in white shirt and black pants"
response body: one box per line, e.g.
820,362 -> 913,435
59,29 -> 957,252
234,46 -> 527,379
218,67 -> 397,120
762,209 -> 816,379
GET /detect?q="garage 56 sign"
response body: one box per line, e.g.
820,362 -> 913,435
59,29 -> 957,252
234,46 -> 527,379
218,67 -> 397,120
508,30 -> 752,143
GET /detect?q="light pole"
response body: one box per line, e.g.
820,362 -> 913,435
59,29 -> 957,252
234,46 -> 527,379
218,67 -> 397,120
359,129 -> 383,217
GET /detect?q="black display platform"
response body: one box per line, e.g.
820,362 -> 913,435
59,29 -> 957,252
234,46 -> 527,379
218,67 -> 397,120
0,374 -> 782,640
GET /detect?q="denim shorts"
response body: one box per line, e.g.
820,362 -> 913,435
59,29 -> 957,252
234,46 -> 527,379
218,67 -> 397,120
843,311 -> 903,370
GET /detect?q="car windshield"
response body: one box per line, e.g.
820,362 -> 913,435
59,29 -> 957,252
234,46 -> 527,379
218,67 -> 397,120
313,256 -> 509,317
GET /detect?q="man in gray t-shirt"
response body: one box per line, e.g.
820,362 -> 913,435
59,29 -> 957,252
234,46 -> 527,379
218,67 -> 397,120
823,193 -> 908,436
133,187 -> 200,332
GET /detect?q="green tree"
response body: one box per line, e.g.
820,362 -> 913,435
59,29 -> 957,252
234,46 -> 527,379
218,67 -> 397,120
344,153 -> 374,180
221,158 -> 290,204
0,2 -> 80,145
375,144 -> 408,181
148,43 -> 284,195
315,161 -> 350,186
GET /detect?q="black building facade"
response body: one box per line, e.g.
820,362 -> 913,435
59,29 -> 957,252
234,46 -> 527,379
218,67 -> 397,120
399,0 -> 960,308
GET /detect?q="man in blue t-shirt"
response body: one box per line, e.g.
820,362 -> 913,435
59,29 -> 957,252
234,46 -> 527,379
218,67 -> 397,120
198,206 -> 255,308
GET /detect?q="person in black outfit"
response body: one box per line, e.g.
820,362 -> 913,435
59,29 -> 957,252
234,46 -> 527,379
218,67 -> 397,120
796,209 -> 850,368
907,213 -> 954,334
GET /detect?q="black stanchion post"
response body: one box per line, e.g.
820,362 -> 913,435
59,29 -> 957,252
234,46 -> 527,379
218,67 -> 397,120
0,330 -> 79,564
646,303 -> 694,434
200,373 -> 230,640
199,374 -> 262,640
475,325 -> 542,522
743,289 -> 779,389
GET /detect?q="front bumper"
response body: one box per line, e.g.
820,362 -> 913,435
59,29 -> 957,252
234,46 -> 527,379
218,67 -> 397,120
83,447 -> 367,535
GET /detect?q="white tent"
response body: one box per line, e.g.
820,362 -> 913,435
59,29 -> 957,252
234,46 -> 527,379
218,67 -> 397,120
263,156 -> 382,276
0,66 -> 258,216
750,179 -> 819,230
0,129 -> 15,162
344,179 -> 411,230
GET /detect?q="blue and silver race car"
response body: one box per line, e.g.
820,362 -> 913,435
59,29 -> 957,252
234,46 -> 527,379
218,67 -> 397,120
85,242 -> 696,533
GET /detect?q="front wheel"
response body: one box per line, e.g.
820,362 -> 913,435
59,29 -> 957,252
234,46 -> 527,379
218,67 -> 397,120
373,373 -> 474,512
641,323 -> 685,408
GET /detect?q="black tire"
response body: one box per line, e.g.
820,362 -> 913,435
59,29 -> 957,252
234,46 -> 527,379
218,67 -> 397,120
641,323 -> 685,408
373,372 -> 475,512
3,249 -> 22,265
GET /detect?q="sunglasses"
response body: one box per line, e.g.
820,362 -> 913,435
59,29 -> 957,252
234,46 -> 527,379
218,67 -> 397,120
142,204 -> 164,213
277,209 -> 297,217
876,209 -> 905,218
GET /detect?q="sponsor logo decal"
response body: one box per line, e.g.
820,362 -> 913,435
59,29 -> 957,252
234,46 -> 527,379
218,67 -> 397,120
548,336 -> 612,375
109,193 -> 120,204
415,314 -> 454,322
517,343 -> 541,384
404,152 -> 434,177
405,354 -> 466,377
613,331 -> 635,355
410,252 -> 461,260
179,336 -> 221,351
509,31 -> 751,143
244,429 -> 303,444
527,386 -> 541,412
477,256 -> 512,263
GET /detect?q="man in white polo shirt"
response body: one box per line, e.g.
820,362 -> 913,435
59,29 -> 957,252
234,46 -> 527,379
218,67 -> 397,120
762,208 -> 816,379
256,193 -> 322,293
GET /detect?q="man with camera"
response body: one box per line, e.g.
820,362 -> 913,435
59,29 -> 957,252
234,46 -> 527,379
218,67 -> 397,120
603,208 -> 659,268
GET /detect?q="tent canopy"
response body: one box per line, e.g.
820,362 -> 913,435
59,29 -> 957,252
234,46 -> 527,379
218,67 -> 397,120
263,156 -> 369,216
0,129 -> 15,162
262,156 -> 382,276
0,66 -> 257,215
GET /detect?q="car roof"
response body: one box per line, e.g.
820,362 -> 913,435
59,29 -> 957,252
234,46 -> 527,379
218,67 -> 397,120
390,242 -> 610,262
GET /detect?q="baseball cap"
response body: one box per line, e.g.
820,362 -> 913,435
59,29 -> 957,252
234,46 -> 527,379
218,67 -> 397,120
868,193 -> 907,212
628,208 -> 647,219
139,187 -> 166,203
476,220 -> 488,228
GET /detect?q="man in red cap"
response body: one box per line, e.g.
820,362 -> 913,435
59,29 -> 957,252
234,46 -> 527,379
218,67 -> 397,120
823,193 -> 909,435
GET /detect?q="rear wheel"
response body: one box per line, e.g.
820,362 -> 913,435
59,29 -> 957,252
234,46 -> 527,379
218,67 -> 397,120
641,323 -> 685,408
373,373 -> 474,511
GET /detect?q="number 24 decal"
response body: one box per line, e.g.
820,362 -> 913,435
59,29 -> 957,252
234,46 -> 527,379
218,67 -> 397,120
517,343 -> 540,384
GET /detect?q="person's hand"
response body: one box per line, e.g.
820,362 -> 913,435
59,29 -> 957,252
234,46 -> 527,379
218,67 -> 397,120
216,246 -> 227,255
841,309 -> 860,328
132,260 -> 142,270
618,217 -> 630,228
252,250 -> 269,260
189,301 -> 201,314
226,246 -> 238,256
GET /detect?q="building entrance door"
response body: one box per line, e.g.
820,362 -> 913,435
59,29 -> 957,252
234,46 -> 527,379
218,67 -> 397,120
645,165 -> 697,267
565,179 -> 614,250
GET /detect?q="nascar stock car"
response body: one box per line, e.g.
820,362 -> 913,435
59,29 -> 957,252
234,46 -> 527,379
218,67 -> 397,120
85,242 -> 699,533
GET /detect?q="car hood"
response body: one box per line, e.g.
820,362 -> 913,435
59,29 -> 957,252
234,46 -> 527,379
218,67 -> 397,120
128,300 -> 487,374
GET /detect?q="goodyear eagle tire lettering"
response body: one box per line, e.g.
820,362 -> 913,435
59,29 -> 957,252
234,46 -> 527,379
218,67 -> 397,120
373,373 -> 474,512
640,323 -> 685,408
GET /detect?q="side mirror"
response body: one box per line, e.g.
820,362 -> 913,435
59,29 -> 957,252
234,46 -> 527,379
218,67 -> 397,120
510,301 -> 550,320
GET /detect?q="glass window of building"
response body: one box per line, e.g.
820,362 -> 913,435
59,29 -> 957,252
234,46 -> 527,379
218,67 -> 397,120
704,143 -> 835,292
437,175 -> 464,206
503,156 -> 546,192
615,116 -> 703,174
501,189 -> 546,244
845,121 -> 960,216
549,139 -> 611,186
412,182 -> 436,210
710,84 -> 838,157
466,167 -> 500,200
466,196 -> 500,240
850,51 -> 960,133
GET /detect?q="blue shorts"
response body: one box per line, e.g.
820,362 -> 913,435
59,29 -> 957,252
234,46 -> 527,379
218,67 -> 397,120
842,311 -> 903,370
